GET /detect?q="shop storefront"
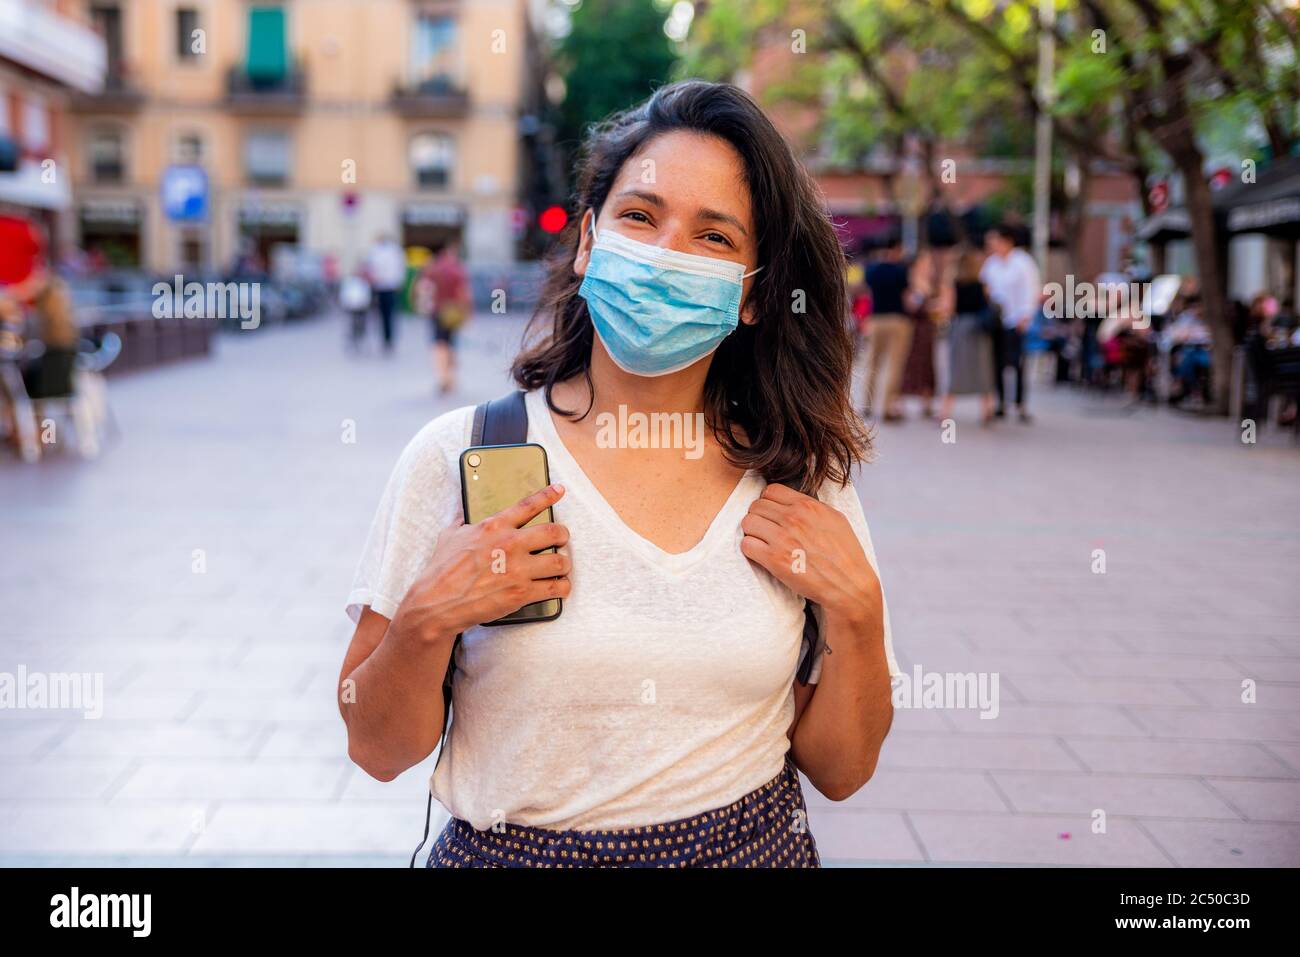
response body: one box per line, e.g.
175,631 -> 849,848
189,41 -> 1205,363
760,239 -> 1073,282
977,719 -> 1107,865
79,197 -> 143,267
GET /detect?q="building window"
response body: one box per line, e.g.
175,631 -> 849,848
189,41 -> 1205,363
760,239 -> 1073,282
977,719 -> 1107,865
410,13 -> 459,91
89,130 -> 126,184
173,133 -> 204,165
244,130 -> 291,187
91,4 -> 125,81
410,133 -> 454,190
22,97 -> 50,153
176,7 -> 200,60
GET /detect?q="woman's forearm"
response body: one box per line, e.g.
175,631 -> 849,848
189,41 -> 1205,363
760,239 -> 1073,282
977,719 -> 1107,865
790,609 -> 893,800
341,614 -> 456,781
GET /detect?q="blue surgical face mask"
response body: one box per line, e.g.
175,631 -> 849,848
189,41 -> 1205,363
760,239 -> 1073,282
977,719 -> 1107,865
577,221 -> 761,377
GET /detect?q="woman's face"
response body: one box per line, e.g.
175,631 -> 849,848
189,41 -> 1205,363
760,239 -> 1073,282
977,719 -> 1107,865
574,130 -> 759,325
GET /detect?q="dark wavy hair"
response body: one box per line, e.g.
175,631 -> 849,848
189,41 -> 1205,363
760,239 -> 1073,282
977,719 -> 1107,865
511,79 -> 869,492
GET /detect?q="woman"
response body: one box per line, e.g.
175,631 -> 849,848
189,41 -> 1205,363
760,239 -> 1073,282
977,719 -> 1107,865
338,81 -> 899,868
937,247 -> 996,424
900,247 -> 939,419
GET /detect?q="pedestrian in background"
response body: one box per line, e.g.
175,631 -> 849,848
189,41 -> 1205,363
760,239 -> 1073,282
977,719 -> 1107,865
365,234 -> 407,354
862,235 -> 913,422
900,247 -> 939,419
980,225 -> 1040,423
937,246 -> 996,424
415,244 -> 471,395
339,269 -> 372,352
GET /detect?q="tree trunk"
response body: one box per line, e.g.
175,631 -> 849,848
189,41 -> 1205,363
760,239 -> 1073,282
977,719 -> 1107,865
1177,152 -> 1233,415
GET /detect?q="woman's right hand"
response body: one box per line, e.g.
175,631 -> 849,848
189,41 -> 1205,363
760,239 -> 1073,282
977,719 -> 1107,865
391,483 -> 571,644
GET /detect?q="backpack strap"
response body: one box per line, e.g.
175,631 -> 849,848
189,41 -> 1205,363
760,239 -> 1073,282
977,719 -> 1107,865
471,389 -> 529,448
413,390 -> 530,867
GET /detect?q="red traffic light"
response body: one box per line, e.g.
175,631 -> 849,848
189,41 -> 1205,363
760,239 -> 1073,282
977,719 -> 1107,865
539,205 -> 568,234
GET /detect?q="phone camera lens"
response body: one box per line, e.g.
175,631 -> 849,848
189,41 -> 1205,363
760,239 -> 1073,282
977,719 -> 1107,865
467,453 -> 481,468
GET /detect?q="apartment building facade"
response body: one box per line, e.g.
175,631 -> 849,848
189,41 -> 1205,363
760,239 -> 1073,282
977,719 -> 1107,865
66,0 -> 545,275
0,0 -> 106,242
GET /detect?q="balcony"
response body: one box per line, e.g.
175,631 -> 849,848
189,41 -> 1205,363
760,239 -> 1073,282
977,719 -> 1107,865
390,76 -> 470,118
0,0 -> 106,92
70,69 -> 146,113
225,62 -> 307,115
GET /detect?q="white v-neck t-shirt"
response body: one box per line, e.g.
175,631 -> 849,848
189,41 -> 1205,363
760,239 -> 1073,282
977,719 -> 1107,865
346,388 -> 899,831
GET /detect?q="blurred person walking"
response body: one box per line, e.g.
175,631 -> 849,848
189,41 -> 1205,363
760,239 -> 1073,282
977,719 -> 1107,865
366,234 -> 407,354
416,245 -> 472,394
339,269 -> 373,353
981,225 -> 1039,423
900,247 -> 939,419
862,235 -> 913,422
937,246 -> 996,424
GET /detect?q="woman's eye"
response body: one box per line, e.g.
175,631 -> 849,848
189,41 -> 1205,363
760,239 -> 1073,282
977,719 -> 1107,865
622,211 -> 651,224
704,232 -> 733,247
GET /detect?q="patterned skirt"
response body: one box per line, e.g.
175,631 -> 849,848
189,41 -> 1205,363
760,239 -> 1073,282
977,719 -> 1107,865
426,759 -> 820,868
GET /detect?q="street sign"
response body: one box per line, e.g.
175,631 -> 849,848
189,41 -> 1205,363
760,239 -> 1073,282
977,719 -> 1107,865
161,165 -> 208,222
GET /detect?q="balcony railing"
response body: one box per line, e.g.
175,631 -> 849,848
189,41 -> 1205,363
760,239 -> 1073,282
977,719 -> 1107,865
225,62 -> 307,114
390,76 -> 470,118
70,69 -> 146,113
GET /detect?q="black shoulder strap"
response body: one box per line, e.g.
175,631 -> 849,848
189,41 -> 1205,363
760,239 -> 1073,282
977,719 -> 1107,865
471,389 -> 528,448
412,389 -> 530,867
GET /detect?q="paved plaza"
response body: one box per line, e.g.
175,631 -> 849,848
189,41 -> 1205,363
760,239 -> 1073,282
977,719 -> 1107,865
2,311 -> 1298,866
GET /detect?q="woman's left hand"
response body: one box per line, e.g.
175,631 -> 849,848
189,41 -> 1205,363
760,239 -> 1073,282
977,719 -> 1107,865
740,483 -> 882,631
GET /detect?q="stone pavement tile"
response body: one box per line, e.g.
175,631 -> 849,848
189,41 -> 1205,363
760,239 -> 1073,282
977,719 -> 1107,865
123,663 -> 314,694
807,769 -> 1009,814
0,719 -> 74,756
1114,633 -> 1289,657
1065,654 -> 1248,680
1260,743 -> 1300,773
805,809 -> 926,863
1127,706 -> 1300,743
0,804 -> 199,854
1139,820 -> 1300,867
1227,656 -> 1300,683
93,690 -> 197,721
990,771 -> 1239,819
1002,673 -> 1203,707
111,758 -> 350,802
0,757 -> 134,800
256,720 -> 348,759
188,803 -> 430,855
944,703 -> 1148,737
1201,779 -> 1300,822
908,811 -> 1171,866
964,631 -> 1133,654
876,732 -> 1083,772
905,648 -> 1083,677
1176,679 -> 1300,711
185,689 -> 337,722
1062,737 -> 1296,778
49,720 -> 269,759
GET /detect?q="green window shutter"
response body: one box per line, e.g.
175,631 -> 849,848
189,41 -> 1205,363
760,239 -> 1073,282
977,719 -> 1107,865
246,6 -> 288,82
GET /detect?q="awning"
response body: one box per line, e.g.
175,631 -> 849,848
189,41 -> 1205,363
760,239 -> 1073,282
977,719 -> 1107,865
1134,207 -> 1191,242
0,159 -> 71,210
1223,157 -> 1300,234
246,6 -> 288,82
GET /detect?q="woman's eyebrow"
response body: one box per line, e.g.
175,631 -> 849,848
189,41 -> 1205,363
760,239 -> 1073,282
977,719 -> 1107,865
614,189 -> 665,207
614,189 -> 750,238
698,207 -> 749,238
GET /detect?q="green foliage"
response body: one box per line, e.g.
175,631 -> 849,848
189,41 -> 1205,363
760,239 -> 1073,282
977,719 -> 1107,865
553,0 -> 679,149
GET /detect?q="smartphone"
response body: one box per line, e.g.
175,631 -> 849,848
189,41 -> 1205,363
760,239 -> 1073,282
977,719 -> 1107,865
458,442 -> 563,625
